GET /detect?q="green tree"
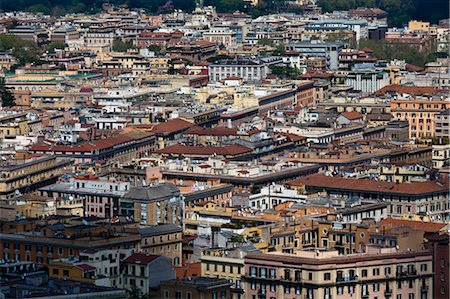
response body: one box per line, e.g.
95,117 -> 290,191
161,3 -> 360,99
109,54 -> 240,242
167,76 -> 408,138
269,65 -> 300,79
45,41 -> 66,53
0,77 -> 15,107
257,38 -> 275,47
206,54 -> 233,62
112,38 -> 136,52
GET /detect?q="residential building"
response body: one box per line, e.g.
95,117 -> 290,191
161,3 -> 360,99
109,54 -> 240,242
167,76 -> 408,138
287,42 -> 345,70
244,245 -> 433,299
208,57 -> 282,82
122,253 -> 175,295
160,277 -> 232,299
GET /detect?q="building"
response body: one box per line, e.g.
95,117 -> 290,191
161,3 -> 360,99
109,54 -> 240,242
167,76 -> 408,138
287,42 -> 345,70
201,247 -> 256,299
160,277 -> 232,299
244,245 -> 433,299
120,183 -> 183,226
203,27 -> 237,48
291,173 -> 450,220
345,69 -> 390,93
391,98 -> 448,140
0,156 -> 73,199
425,232 -> 449,299
248,184 -> 306,211
208,57 -> 282,82
434,109 -> 449,139
128,224 -> 183,266
122,253 -> 175,295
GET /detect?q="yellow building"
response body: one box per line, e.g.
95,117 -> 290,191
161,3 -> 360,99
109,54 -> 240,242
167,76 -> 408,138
48,259 -> 96,283
201,247 -> 248,299
408,20 -> 430,32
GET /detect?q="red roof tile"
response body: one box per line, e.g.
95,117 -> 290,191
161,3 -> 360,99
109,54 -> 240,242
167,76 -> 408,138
149,119 -> 193,135
380,219 -> 446,233
376,84 -> 446,96
291,173 -> 449,196
340,111 -> 364,120
157,144 -> 252,156
122,253 -> 161,265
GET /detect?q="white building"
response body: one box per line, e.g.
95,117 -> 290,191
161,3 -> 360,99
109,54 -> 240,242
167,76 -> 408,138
249,184 -> 307,210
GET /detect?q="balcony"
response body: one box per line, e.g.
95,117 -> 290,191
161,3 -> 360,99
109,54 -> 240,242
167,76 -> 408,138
385,290 -> 392,297
421,285 -> 429,292
336,276 -> 358,284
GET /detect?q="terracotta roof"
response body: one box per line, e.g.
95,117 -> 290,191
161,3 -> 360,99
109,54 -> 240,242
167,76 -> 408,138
291,173 -> 449,196
157,144 -> 252,156
376,84 -> 446,96
184,126 -> 238,136
360,47 -> 374,53
405,64 -> 423,72
74,264 -> 96,271
380,219 -> 447,233
122,253 -> 161,265
340,111 -> 364,120
29,130 -> 152,153
149,118 -> 193,135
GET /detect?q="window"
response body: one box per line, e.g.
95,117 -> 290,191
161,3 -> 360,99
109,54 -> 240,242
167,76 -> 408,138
408,294 -> 414,299
324,272 -> 331,280
187,292 -> 192,299
175,291 -> 182,299
385,267 -> 391,276
373,268 -> 380,276
362,269 -> 368,277
337,286 -> 343,295
52,269 -> 59,275
373,283 -> 380,292
164,291 -> 169,298
63,270 -> 69,276
221,291 -> 226,298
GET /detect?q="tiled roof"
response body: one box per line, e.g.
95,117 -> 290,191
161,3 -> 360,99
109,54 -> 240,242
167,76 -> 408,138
291,173 -> 449,196
376,84 -> 446,96
122,253 -> 161,265
157,144 -> 252,156
340,111 -> 364,120
29,131 -> 152,153
184,126 -> 238,136
149,118 -> 193,135
74,264 -> 96,271
380,219 -> 447,233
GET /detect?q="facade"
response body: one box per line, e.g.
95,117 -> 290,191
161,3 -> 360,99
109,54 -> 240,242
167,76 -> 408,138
201,248 -> 249,299
434,109 -> 450,139
160,277 -> 232,299
391,99 -> 448,140
244,246 -> 433,299
122,253 -> 175,294
345,70 -> 390,93
208,57 -> 282,82
0,156 -> 73,199
292,174 -> 450,220
287,42 -> 345,70
120,183 -> 183,226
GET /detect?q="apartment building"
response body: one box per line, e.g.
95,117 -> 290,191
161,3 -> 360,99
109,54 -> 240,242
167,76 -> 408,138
203,27 -> 237,48
208,57 -> 282,82
128,224 -> 183,266
292,173 -> 450,221
0,156 -> 73,199
244,246 -> 433,299
122,253 -> 175,294
201,247 -> 252,299
287,42 -> 344,70
391,97 -> 448,140
434,109 -> 449,139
